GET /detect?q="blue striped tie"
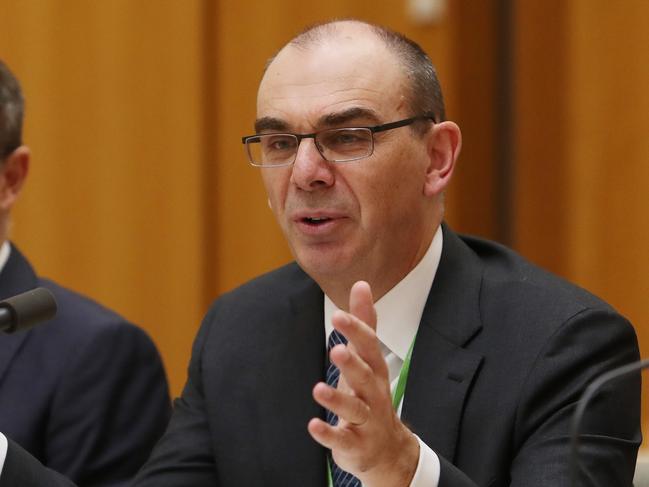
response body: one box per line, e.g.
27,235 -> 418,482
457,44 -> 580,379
326,330 -> 362,487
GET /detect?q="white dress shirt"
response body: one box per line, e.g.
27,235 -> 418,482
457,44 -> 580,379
0,240 -> 14,475
324,226 -> 443,487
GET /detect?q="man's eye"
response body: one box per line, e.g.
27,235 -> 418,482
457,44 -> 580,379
325,130 -> 370,146
264,136 -> 296,151
335,133 -> 361,144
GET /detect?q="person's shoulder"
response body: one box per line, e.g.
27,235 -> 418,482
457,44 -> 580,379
35,278 -> 150,343
219,261 -> 312,302
454,231 -> 638,363
203,261 -> 317,319
189,262 -> 318,350
38,278 -> 127,325
458,232 -> 616,315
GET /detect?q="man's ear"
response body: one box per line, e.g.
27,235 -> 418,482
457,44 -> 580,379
423,121 -> 462,197
0,145 -> 30,211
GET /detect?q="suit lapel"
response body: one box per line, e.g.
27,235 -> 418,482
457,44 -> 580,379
402,226 -> 485,462
0,244 -> 40,386
258,269 -> 327,486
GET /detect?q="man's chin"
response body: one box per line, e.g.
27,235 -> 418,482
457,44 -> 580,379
294,249 -> 353,282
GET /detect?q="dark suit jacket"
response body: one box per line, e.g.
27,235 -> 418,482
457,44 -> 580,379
4,227 -> 642,486
0,244 -> 171,486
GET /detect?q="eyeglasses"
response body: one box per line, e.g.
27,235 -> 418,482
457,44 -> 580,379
241,115 -> 436,168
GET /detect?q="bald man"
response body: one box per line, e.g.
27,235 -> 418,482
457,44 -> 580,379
2,20 -> 641,487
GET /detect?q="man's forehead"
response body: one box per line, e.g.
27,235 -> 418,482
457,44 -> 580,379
255,81 -> 402,133
265,29 -> 387,78
256,34 -> 405,129
271,21 -> 384,65
259,23 -> 399,96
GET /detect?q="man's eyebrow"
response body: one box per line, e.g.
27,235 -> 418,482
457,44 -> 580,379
318,107 -> 382,127
253,108 -> 382,134
254,117 -> 289,133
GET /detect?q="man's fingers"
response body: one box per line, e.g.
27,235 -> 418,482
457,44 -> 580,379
332,311 -> 387,377
307,417 -> 337,450
349,281 -> 377,331
329,343 -> 388,402
313,382 -> 370,426
307,417 -> 355,451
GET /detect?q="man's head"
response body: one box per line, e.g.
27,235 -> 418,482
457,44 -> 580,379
284,21 -> 447,125
253,20 -> 461,307
0,60 -> 24,160
0,60 -> 30,242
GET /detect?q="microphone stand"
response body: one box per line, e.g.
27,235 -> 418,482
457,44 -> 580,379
569,358 -> 649,487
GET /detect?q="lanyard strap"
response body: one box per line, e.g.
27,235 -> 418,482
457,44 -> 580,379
392,337 -> 416,411
327,336 -> 416,486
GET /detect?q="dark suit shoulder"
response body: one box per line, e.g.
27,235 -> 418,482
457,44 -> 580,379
459,233 -> 616,316
454,232 -> 638,391
35,277 -> 155,346
210,261 -> 313,312
0,274 -> 170,486
195,262 -> 321,365
433,231 -> 641,485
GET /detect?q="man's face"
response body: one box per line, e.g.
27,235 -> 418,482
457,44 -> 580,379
257,29 -> 437,298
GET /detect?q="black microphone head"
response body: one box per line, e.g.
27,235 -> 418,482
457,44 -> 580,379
0,287 -> 58,333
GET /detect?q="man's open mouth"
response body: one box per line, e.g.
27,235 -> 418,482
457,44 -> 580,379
303,217 -> 332,225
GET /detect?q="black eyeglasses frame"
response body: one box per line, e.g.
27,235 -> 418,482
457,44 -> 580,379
241,114 -> 437,167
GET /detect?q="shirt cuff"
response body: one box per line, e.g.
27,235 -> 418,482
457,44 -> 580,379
408,434 -> 441,487
0,432 -> 7,476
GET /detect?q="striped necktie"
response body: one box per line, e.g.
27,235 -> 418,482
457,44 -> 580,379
326,329 -> 362,487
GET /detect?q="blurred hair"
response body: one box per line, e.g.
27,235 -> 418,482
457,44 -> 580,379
0,60 -> 24,159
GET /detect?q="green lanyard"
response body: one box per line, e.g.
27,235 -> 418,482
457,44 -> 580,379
327,337 -> 416,486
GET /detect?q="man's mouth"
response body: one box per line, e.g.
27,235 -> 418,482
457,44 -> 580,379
303,216 -> 333,225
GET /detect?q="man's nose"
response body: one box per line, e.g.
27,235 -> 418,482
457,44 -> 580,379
290,138 -> 335,191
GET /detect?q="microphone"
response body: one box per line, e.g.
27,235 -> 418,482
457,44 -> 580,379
0,287 -> 58,333
569,357 -> 649,486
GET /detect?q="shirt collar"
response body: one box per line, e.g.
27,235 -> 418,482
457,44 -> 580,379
0,241 -> 11,275
324,226 -> 443,360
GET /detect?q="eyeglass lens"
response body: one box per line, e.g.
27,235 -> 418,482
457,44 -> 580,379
246,127 -> 373,166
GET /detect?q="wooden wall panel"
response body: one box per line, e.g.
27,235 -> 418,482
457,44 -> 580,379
512,0 -> 571,272
566,1 -> 649,327
444,1 -> 499,241
513,0 -> 649,445
567,0 -> 649,441
0,0 -> 206,395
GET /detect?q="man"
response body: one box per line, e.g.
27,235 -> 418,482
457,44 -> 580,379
0,60 -> 172,485
2,20 -> 642,487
